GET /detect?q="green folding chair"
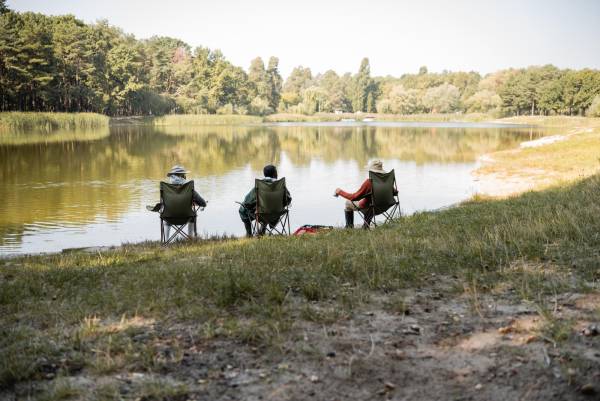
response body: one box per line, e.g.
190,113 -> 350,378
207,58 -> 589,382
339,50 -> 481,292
357,170 -> 401,229
253,178 -> 291,236
160,181 -> 198,244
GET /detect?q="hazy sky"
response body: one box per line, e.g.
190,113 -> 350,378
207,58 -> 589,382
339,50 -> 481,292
8,0 -> 600,78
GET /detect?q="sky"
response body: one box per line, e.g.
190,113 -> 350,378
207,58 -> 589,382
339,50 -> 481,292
7,0 -> 600,78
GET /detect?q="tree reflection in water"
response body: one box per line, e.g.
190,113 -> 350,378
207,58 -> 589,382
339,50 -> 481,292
0,123 -> 551,253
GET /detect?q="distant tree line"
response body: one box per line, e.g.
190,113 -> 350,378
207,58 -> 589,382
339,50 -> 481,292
1,4 -> 599,117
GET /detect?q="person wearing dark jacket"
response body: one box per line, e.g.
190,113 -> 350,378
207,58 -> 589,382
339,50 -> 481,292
239,165 -> 291,237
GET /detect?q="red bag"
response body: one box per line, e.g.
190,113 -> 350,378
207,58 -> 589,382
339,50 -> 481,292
293,225 -> 334,236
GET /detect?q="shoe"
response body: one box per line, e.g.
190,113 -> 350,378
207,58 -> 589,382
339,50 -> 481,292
344,210 -> 354,229
243,220 -> 253,237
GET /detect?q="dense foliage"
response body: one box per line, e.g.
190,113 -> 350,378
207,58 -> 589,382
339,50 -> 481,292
1,5 -> 599,116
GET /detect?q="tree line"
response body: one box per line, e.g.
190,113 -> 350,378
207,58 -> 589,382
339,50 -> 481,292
1,4 -> 599,117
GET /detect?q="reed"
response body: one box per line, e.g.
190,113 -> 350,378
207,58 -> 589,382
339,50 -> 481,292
0,112 -> 109,131
152,114 -> 262,126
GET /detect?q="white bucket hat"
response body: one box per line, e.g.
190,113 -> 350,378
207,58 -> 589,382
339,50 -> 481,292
166,165 -> 189,177
367,159 -> 385,173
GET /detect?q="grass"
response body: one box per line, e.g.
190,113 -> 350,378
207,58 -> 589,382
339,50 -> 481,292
0,127 -> 110,145
364,112 -> 494,122
152,114 -> 262,126
263,113 -> 346,122
152,112 -> 496,125
1,115 -> 599,397
477,116 -> 600,188
0,112 -> 109,131
2,174 -> 600,388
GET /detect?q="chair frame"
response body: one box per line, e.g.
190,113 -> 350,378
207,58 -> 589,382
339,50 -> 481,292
160,205 -> 199,244
252,179 -> 291,236
357,171 -> 401,229
159,182 -> 199,245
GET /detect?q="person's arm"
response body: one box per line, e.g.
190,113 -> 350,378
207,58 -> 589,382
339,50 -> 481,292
241,188 -> 256,211
336,179 -> 371,201
193,190 -> 207,207
285,188 -> 292,206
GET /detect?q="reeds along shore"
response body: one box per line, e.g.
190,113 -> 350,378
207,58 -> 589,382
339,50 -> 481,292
0,112 -> 109,131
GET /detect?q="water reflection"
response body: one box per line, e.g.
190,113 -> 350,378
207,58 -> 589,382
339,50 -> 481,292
0,122 -> 550,254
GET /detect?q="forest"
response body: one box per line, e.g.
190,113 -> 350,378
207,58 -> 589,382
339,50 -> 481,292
1,2 -> 600,117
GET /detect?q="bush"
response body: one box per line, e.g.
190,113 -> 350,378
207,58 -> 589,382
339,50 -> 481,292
586,95 -> 600,117
249,96 -> 272,116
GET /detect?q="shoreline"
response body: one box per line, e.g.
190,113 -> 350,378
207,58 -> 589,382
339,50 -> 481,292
473,117 -> 600,197
3,115 -> 599,256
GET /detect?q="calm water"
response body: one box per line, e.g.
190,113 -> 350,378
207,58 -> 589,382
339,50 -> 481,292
0,122 -> 551,255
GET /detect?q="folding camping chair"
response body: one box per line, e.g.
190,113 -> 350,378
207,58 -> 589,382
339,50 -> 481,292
357,169 -> 401,229
159,181 -> 198,244
252,177 -> 291,236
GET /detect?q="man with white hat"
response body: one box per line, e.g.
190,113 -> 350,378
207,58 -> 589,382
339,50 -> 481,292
163,165 -> 207,238
334,159 -> 386,228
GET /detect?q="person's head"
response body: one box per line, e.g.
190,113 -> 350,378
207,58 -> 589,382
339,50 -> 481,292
367,159 -> 385,173
263,164 -> 278,179
167,165 -> 189,179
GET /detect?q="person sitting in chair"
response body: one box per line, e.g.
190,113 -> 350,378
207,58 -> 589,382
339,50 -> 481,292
239,164 -> 291,237
334,159 -> 394,228
148,165 -> 207,238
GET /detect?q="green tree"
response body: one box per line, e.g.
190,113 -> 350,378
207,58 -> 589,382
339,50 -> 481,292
353,57 -> 377,112
380,85 -> 423,114
423,83 -> 460,113
314,70 -> 351,112
280,66 -> 312,110
465,90 -> 502,113
266,56 -> 282,111
586,95 -> 600,117
301,86 -> 328,114
51,15 -> 96,111
0,0 -> 9,15
248,57 -> 268,100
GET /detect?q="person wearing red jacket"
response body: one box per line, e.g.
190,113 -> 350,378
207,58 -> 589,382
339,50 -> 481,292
334,159 -> 386,228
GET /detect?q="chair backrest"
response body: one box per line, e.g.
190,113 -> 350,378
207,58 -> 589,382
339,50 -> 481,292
255,178 -> 287,222
160,181 -> 196,225
369,170 -> 398,215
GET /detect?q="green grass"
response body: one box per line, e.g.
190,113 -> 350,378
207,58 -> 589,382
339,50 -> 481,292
152,114 -> 262,126
366,112 -> 494,122
262,112 -> 494,123
263,113 -> 345,122
477,117 -> 600,186
2,174 -> 600,388
496,115 -> 600,128
0,112 -> 109,131
152,112 -> 495,125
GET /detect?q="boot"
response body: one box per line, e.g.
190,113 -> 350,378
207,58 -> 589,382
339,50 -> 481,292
344,210 -> 354,229
243,219 -> 253,237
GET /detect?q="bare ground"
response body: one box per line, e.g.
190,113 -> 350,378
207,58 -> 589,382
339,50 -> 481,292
4,277 -> 598,401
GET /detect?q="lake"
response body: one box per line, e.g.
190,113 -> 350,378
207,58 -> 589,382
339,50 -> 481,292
0,121 -> 552,255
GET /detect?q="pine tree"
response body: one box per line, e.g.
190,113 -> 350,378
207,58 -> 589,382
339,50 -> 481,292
0,0 -> 9,15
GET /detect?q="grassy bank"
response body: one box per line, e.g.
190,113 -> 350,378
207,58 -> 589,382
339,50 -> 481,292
264,112 -> 494,123
0,112 -> 109,131
150,112 -> 495,125
476,116 -> 600,194
152,114 -> 262,126
2,175 -> 600,395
